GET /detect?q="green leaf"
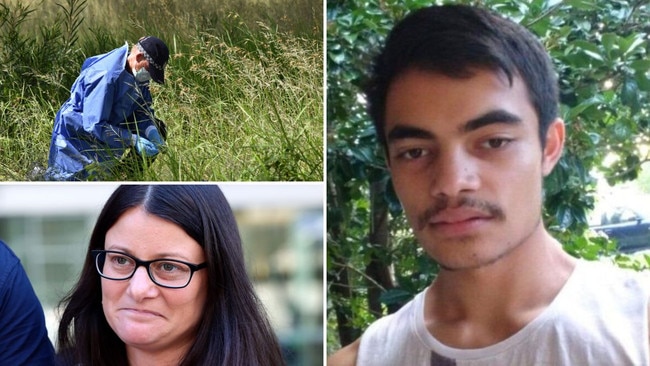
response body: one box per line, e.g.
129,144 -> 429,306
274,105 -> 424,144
342,32 -> 358,44
601,33 -> 618,57
328,50 -> 346,65
620,78 -> 640,114
564,0 -> 601,10
336,13 -> 353,27
634,71 -> 650,92
566,95 -> 603,121
350,145 -> 378,165
629,60 -> 650,72
588,132 -> 600,144
572,40 -> 604,62
621,34 -> 646,56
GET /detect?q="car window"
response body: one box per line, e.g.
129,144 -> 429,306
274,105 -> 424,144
608,208 -> 639,224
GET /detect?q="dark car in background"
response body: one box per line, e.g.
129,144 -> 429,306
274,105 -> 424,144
590,207 -> 650,253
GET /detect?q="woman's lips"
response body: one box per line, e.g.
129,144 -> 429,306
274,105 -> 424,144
121,308 -> 164,318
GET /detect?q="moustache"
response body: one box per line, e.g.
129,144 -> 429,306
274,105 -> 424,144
416,196 -> 505,231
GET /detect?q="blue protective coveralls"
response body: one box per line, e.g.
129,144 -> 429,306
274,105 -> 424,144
45,43 -> 161,180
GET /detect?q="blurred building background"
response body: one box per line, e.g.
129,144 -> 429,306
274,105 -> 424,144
0,183 -> 323,365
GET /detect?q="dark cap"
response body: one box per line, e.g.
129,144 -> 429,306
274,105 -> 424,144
137,36 -> 169,84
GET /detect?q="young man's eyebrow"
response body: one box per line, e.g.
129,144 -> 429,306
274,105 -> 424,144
461,109 -> 522,133
386,109 -> 522,143
386,125 -> 434,143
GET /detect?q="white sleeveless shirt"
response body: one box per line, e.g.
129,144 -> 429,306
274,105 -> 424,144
357,260 -> 650,365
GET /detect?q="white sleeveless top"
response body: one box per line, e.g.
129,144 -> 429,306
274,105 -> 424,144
357,260 -> 650,365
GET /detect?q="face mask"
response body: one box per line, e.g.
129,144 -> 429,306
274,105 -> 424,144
132,67 -> 151,83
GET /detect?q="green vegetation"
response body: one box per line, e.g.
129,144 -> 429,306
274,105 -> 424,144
1,0 -> 323,181
637,162 -> 650,194
327,0 -> 650,351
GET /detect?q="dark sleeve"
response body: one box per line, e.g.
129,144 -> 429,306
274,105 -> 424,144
0,242 -> 56,365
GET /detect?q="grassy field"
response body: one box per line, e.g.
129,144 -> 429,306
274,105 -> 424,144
0,0 -> 323,181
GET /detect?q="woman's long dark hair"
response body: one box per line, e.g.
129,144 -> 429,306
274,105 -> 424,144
57,185 -> 285,366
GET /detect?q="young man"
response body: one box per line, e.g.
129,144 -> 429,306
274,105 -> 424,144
45,36 -> 169,181
329,5 -> 649,365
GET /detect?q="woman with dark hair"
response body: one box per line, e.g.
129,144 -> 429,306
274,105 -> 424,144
57,185 -> 285,366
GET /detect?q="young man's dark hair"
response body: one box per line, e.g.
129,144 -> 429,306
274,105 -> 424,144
365,4 -> 558,149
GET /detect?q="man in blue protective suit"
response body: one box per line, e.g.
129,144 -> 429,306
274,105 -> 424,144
45,36 -> 169,181
0,240 -> 55,365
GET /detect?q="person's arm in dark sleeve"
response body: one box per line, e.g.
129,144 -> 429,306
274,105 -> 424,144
0,242 -> 55,365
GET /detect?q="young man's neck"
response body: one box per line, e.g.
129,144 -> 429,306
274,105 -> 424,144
424,223 -> 577,348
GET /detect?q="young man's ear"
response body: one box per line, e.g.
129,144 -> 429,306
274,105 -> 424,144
541,118 -> 565,176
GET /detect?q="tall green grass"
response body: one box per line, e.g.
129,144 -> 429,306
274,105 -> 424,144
0,0 -> 323,181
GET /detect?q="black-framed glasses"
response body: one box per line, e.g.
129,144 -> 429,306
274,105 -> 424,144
92,250 -> 207,289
